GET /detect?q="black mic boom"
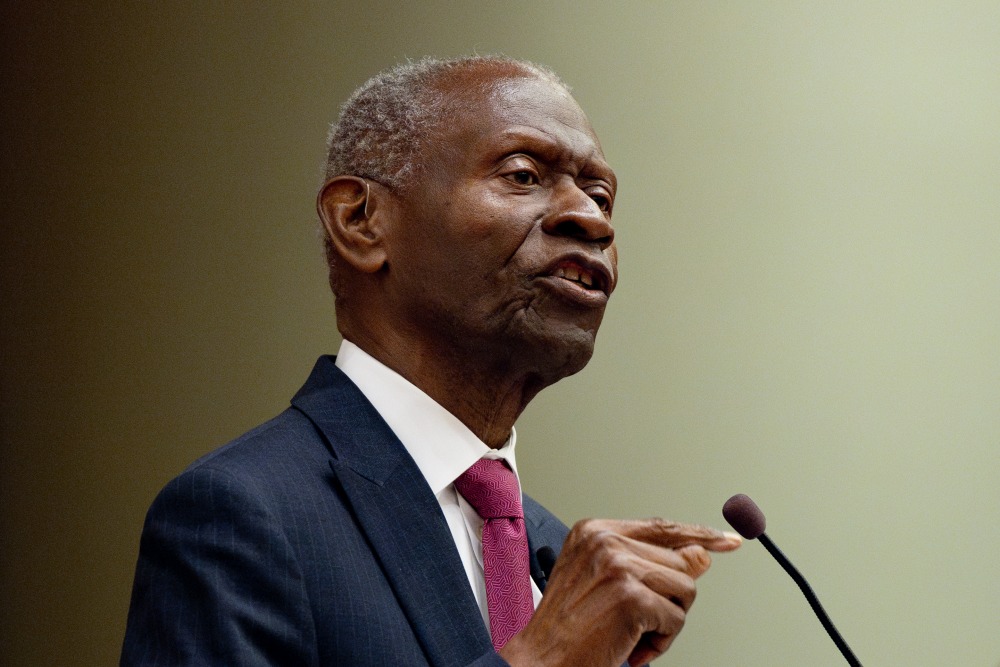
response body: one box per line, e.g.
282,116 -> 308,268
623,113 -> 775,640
723,493 -> 863,667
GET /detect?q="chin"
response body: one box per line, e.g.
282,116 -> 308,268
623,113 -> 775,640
491,300 -> 605,381
529,326 -> 599,383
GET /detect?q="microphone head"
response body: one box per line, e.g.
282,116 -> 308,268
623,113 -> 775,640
536,545 -> 557,578
723,493 -> 767,539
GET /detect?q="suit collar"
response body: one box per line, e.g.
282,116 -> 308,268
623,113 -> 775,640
333,341 -> 519,497
292,356 -> 495,665
292,355 -> 409,484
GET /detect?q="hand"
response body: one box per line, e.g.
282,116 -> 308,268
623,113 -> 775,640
499,518 -> 742,667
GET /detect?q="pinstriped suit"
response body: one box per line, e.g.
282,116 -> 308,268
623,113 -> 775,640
121,355 -> 570,666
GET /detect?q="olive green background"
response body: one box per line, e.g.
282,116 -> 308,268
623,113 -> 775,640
2,3 -> 998,665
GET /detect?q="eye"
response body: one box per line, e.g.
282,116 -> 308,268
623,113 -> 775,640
505,169 -> 539,186
588,189 -> 613,213
500,155 -> 541,188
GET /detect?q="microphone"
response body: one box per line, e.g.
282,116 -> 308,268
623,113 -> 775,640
531,545 -> 557,591
536,545 -> 557,580
723,493 -> 863,667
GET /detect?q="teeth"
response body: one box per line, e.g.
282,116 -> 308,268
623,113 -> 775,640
554,266 -> 595,288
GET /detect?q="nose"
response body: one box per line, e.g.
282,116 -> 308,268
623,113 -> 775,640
541,182 -> 615,250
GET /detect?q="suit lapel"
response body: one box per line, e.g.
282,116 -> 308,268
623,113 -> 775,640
292,357 -> 494,667
524,495 -> 571,593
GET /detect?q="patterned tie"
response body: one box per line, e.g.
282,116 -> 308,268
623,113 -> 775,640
454,458 -> 534,651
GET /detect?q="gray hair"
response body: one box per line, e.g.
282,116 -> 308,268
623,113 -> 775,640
323,55 -> 569,189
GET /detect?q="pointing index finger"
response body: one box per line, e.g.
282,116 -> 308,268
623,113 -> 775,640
613,518 -> 743,552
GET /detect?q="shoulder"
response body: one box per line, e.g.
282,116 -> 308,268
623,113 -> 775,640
146,405 -> 340,531
188,406 -> 324,473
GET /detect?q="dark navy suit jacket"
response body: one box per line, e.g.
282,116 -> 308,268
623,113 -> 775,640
121,356 -> 570,666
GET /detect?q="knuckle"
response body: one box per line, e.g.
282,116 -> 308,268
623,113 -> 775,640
648,517 -> 680,535
579,524 -> 620,553
682,545 -> 712,575
568,518 -> 606,545
680,576 -> 698,608
599,549 -> 632,578
564,518 -> 597,550
620,578 -> 647,602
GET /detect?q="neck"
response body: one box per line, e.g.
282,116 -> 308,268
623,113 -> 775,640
340,327 -> 548,449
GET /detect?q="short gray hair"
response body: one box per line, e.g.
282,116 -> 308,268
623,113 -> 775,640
323,55 -> 569,189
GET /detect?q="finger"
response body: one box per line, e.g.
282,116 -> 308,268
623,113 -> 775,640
675,544 -> 713,579
628,631 -> 672,666
604,518 -> 743,552
599,532 -> 711,579
631,542 -> 714,581
637,561 -> 698,609
623,584 -> 687,661
564,529 -> 702,608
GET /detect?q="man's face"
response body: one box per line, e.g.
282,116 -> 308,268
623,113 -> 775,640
382,72 -> 618,381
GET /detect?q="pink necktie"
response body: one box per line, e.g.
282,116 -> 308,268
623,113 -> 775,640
454,458 -> 534,651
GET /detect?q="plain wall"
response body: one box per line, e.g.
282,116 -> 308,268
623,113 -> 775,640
2,3 -> 998,665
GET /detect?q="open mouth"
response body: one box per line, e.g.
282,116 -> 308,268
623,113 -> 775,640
547,258 -> 611,297
553,264 -> 600,290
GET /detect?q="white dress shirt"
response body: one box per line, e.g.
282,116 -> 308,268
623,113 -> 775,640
334,340 -> 542,633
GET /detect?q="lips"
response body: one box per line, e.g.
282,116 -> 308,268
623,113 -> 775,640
552,264 -> 598,289
540,253 -> 615,301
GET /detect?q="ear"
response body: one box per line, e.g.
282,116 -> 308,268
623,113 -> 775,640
317,176 -> 388,274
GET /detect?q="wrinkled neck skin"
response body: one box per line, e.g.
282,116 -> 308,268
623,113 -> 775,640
336,307 -> 588,449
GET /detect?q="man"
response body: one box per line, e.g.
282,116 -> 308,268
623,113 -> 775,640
121,56 -> 741,667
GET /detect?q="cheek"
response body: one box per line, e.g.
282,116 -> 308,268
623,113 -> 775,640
417,189 -> 541,290
463,214 -> 535,273
465,186 -> 539,232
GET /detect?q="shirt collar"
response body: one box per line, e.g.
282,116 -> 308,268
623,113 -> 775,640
334,339 -> 521,495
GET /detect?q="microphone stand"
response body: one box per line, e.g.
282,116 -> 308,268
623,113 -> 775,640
758,533 -> 862,667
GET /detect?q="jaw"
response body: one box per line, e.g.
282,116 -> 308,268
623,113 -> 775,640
339,283 -> 607,448
492,290 -> 607,384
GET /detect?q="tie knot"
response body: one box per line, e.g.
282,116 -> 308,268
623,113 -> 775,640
454,458 -> 523,520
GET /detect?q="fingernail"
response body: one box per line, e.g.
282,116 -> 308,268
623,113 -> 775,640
723,531 -> 743,543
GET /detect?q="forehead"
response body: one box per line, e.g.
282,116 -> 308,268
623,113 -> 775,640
428,72 -> 613,182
